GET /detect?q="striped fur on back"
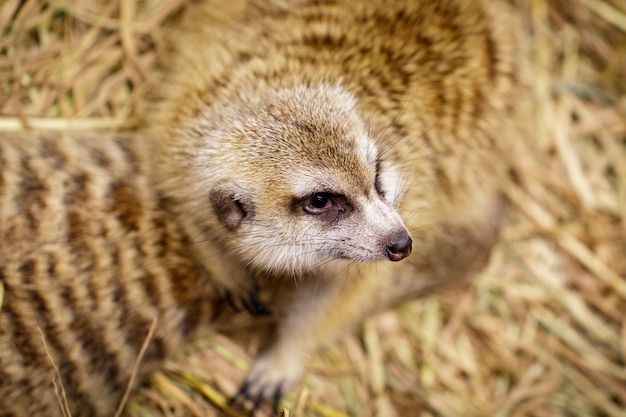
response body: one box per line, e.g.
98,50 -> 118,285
0,131 -> 216,417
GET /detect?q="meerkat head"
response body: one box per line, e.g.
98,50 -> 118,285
169,83 -> 412,276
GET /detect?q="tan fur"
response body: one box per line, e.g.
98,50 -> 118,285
0,131 -> 218,416
0,0 -> 531,415
152,0 -> 530,405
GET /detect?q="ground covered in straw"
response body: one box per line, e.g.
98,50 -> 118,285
1,0 -> 625,416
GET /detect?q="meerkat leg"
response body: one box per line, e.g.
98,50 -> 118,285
234,194 -> 503,411
235,276 -> 361,411
235,269 -> 431,412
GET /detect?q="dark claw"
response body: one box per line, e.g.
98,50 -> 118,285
244,285 -> 272,316
229,379 -> 284,416
271,387 -> 283,415
224,289 -> 241,312
228,380 -> 248,406
222,285 -> 271,316
252,392 -> 264,414
229,381 -> 261,416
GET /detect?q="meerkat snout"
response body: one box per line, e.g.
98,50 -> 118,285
386,231 -> 412,261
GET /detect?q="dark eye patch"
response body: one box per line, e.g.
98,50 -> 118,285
291,192 -> 352,221
374,160 -> 385,198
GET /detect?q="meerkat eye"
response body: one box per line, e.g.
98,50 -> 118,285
293,192 -> 351,217
305,192 -> 334,213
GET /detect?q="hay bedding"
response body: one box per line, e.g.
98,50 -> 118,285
1,0 -> 625,416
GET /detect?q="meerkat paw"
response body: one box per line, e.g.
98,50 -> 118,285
230,346 -> 303,414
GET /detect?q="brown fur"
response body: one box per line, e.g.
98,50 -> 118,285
0,131 -> 218,416
0,0 -> 531,415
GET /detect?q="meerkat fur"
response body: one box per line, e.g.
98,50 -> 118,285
0,131 -> 219,417
152,0 -> 530,407
0,0 -> 530,415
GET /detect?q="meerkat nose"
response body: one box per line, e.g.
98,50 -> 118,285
386,232 -> 412,261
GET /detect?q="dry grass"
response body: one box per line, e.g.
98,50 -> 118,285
1,0 -> 625,416
0,0 -> 187,124
38,326 -> 72,417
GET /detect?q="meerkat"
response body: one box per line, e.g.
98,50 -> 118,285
0,0 -> 530,415
152,0 -> 529,410
0,131 -> 221,416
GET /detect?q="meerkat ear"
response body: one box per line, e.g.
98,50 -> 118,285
209,186 -> 253,231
